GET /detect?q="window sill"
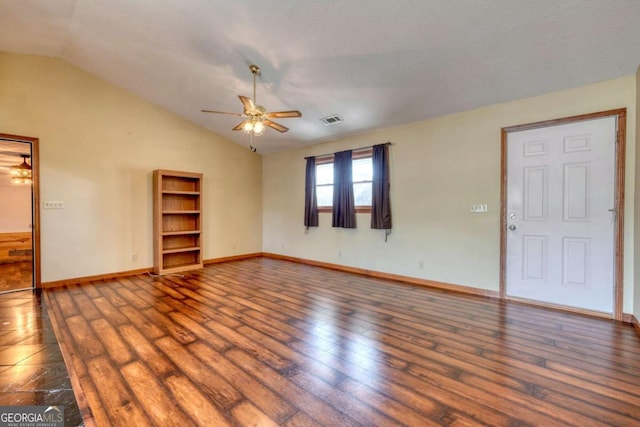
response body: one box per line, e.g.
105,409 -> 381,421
318,206 -> 372,214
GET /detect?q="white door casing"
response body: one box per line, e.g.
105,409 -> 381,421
505,116 -> 617,313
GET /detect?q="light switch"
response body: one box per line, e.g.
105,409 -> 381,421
470,204 -> 488,213
44,201 -> 64,209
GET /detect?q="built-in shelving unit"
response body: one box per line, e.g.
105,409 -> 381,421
153,169 -> 203,274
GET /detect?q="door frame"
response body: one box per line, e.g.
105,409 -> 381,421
500,108 -> 626,320
0,132 -> 40,289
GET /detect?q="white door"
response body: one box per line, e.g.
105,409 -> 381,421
506,116 -> 617,313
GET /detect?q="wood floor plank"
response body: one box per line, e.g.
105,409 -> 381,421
532,385 -> 640,426
229,401 -> 281,427
118,324 -> 175,377
111,279 -> 149,310
120,361 -> 188,427
234,322 -> 347,386
167,310 -> 230,352
282,411 -> 323,427
155,336 -> 243,410
288,335 -> 518,426
86,356 -> 151,427
90,318 -> 133,366
141,307 -> 198,345
65,315 -> 105,360
44,257 -> 640,426
119,305 -> 166,340
164,374 -> 233,427
92,296 -> 129,326
202,320 -> 294,372
226,348 -> 362,427
188,341 -> 297,424
336,376 -> 445,427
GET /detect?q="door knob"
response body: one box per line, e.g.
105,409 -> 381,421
508,224 -> 516,231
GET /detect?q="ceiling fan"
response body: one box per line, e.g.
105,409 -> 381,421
201,64 -> 302,136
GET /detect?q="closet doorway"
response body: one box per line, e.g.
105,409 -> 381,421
0,133 -> 40,292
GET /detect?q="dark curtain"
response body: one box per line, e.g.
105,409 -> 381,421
371,144 -> 392,234
304,157 -> 318,228
332,150 -> 356,228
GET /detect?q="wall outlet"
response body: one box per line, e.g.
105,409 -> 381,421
132,254 -> 138,262
44,201 -> 64,209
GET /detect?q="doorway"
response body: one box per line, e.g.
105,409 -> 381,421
0,133 -> 40,292
500,109 -> 626,319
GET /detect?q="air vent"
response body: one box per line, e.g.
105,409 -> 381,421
320,115 -> 343,126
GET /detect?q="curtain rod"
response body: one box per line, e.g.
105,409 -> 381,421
304,141 -> 392,159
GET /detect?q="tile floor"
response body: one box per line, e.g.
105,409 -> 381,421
0,289 -> 82,426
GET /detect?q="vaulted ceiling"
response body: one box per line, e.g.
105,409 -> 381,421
1,1 -> 639,153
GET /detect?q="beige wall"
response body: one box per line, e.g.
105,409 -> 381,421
0,52 -> 262,282
263,76 -> 636,313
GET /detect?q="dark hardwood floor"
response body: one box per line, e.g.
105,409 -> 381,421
44,257 -> 640,426
0,260 -> 33,293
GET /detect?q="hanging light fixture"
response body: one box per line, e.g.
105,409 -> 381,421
240,65 -> 268,137
201,63 -> 301,139
242,116 -> 266,136
10,154 -> 32,185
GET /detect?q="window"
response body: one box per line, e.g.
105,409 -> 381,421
316,149 -> 373,213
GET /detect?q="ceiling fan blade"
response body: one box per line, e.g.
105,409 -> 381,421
264,119 -> 289,133
267,110 -> 302,119
232,120 -> 250,131
238,95 -> 255,112
201,109 -> 243,116
0,150 -> 26,158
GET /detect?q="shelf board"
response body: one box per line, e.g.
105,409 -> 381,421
162,230 -> 201,236
162,190 -> 200,195
162,246 -> 201,255
162,210 -> 200,214
157,262 -> 204,275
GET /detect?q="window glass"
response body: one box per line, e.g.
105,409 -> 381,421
316,185 -> 333,207
316,154 -> 372,209
354,182 -> 372,206
352,157 -> 372,182
316,163 -> 333,185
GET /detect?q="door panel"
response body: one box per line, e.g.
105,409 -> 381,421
563,237 -> 588,286
506,116 -> 616,313
564,163 -> 589,221
523,166 -> 547,220
523,235 -> 546,280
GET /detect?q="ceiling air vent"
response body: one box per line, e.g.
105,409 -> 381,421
320,115 -> 343,126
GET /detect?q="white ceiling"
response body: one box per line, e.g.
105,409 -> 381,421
1,1 -> 639,154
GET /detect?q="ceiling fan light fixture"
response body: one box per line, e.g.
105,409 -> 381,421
201,63 -> 301,136
242,118 -> 266,136
253,120 -> 265,136
10,154 -> 32,185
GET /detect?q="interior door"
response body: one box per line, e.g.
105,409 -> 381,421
505,116 -> 617,313
0,137 -> 37,293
